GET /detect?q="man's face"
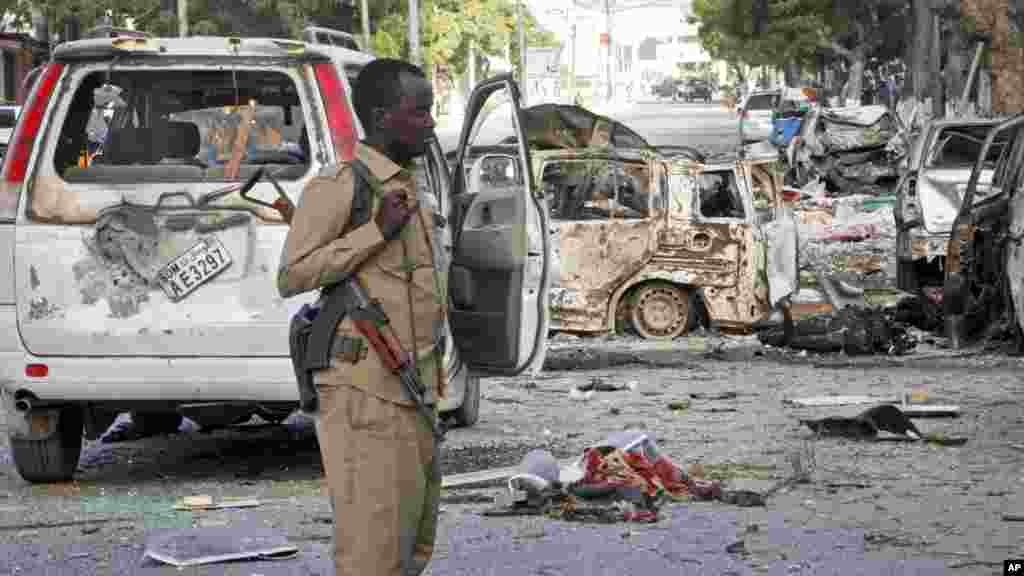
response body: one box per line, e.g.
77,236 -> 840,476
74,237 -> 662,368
379,72 -> 435,159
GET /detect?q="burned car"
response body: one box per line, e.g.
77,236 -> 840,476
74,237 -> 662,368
944,114 -> 1024,348
452,104 -> 799,340
896,119 -> 1005,294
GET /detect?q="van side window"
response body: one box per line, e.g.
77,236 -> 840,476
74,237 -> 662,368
698,171 -> 745,219
543,160 -> 650,221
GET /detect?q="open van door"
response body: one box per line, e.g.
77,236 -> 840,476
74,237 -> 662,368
447,74 -> 551,375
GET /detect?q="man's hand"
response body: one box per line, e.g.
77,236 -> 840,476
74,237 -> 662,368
375,190 -> 417,240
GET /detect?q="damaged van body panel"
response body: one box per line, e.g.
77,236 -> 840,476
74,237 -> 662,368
15,61 -> 324,357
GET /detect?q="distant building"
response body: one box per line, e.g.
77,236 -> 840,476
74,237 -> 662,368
527,0 -> 726,102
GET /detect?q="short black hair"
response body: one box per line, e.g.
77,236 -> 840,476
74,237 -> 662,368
352,58 -> 427,135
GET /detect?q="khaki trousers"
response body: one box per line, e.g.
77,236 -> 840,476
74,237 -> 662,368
315,375 -> 440,576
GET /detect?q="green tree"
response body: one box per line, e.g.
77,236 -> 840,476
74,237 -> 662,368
0,0 -> 555,110
691,0 -> 908,98
691,0 -> 826,84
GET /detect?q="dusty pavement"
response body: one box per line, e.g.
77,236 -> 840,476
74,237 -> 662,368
0,334 -> 1022,575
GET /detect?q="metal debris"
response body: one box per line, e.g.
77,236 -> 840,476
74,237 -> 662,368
143,526 -> 298,567
174,495 -> 262,511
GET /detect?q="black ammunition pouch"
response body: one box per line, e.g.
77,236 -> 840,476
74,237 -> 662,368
289,304 -> 319,413
289,284 -> 367,413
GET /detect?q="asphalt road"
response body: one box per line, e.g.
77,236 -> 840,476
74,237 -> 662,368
1,335 -> 1020,574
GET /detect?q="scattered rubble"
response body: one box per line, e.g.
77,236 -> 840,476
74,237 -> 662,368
799,403 -> 966,444
576,377 -> 635,393
757,305 -> 917,356
482,432 -> 735,524
143,526 -> 298,567
173,495 -> 261,511
789,106 -> 905,197
800,404 -> 923,440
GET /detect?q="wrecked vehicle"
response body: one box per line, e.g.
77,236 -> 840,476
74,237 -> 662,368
0,32 -> 553,482
453,104 -> 799,340
944,113 -> 1024,348
896,119 -> 1005,294
787,105 -> 903,196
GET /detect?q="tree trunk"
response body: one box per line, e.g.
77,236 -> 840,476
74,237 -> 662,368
931,12 -> 945,116
945,11 -> 968,114
992,0 -> 1024,113
911,0 -> 933,100
784,61 -> 800,86
845,46 -> 867,105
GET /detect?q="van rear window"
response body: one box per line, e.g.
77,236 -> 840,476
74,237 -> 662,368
53,69 -> 310,183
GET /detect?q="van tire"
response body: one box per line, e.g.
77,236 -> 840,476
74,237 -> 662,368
451,371 -> 481,428
130,412 -> 184,436
10,407 -> 84,483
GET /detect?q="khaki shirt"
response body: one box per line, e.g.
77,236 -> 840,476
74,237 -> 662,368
277,143 -> 446,405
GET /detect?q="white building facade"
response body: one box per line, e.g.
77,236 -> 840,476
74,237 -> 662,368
527,0 -> 727,103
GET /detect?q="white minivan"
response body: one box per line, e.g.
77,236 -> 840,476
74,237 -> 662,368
0,32 -> 552,482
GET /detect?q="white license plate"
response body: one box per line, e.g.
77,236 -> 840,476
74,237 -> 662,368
156,237 -> 232,301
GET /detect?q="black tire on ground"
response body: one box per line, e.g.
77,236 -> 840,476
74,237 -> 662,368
451,370 -> 481,428
10,406 -> 84,483
130,411 -> 184,436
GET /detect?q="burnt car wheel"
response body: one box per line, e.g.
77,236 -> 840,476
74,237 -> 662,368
630,282 -> 691,340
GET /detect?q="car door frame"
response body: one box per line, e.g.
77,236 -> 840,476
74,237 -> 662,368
448,73 -> 551,376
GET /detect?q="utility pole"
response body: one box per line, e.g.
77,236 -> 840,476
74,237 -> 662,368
570,22 -> 577,104
911,0 -> 931,101
517,0 -> 527,106
409,0 -> 420,66
178,0 -> 188,37
930,9 -> 943,117
605,0 -> 614,103
361,0 -> 370,51
469,38 -> 477,88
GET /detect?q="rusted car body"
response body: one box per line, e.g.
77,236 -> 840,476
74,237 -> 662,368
944,114 -> 1024,348
461,143 -> 798,339
895,119 -> 1005,292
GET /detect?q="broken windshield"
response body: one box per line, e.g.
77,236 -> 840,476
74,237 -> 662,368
53,68 -> 310,183
926,125 -> 1007,169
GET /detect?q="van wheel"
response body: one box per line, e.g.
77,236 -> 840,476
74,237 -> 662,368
630,282 -> 691,340
131,412 -> 184,436
451,371 -> 481,428
10,407 -> 84,483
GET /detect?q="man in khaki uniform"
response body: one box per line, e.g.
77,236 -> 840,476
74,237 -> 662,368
277,58 -> 444,576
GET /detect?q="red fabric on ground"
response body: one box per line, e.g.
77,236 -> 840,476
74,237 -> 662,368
578,448 -> 721,501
